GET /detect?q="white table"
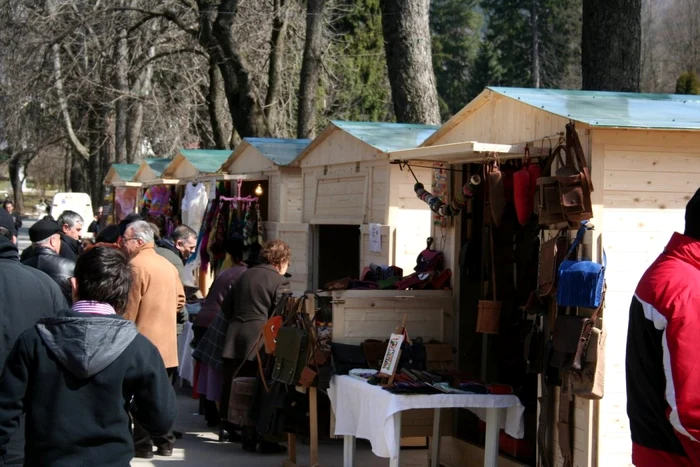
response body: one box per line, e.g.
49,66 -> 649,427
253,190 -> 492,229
328,375 -> 525,467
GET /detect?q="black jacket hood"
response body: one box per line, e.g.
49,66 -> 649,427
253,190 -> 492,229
0,236 -> 19,261
36,311 -> 138,379
156,237 -> 183,262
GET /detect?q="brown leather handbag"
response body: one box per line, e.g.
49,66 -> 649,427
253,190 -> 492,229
535,143 -> 567,226
263,315 -> 283,354
537,229 -> 569,297
556,123 -> 594,224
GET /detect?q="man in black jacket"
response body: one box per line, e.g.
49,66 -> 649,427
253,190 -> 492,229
0,209 -> 68,466
0,246 -> 177,465
56,210 -> 83,261
21,218 -> 75,304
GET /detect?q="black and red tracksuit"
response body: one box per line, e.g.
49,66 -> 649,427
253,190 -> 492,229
627,232 -> 700,466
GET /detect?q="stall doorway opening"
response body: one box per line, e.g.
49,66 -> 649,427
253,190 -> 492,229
316,225 -> 360,289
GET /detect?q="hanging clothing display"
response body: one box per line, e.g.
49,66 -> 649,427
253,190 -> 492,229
182,181 -> 209,233
195,192 -> 265,276
114,187 -> 138,223
141,185 -> 172,217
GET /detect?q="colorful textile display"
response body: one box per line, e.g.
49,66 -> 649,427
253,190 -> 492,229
414,175 -> 481,217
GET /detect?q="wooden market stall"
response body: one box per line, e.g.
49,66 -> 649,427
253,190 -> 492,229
220,137 -> 311,293
390,86 -> 700,467
102,163 -> 141,224
132,158 -> 171,186
294,120 -> 456,446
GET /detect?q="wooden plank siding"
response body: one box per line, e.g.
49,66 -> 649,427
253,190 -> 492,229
424,94 -> 598,467
596,129 -> 700,467
264,222 -> 310,293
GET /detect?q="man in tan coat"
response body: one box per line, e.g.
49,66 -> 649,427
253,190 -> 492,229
121,220 -> 185,458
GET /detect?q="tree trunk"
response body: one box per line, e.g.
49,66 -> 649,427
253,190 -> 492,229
265,0 -> 289,136
70,151 -> 88,193
532,0 -> 540,88
379,0 -> 441,124
114,27 -> 129,163
8,156 -> 24,215
211,0 -> 268,137
207,59 -> 231,149
582,0 -> 641,91
297,0 -> 326,139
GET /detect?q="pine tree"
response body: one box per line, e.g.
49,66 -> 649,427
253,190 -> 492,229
466,41 -> 503,99
430,0 -> 484,119
473,0 -> 581,92
325,0 -> 393,122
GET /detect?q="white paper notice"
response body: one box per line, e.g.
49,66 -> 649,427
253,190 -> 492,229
369,223 -> 382,253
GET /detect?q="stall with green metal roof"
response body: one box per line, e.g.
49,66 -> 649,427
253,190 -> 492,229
220,137 -> 312,292
102,163 -> 141,224
390,86 -> 700,467
132,158 -> 174,186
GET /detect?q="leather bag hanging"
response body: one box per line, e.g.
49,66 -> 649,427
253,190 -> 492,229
571,324 -> 606,400
535,142 -> 567,226
537,229 -> 569,298
556,123 -> 594,224
484,154 -> 506,227
557,221 -> 606,309
476,226 -> 501,334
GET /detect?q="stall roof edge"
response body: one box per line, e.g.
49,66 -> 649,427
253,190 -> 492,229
107,163 -> 139,183
177,149 -> 234,174
423,87 -> 700,146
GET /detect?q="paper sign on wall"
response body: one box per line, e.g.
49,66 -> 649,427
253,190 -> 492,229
369,223 -> 382,253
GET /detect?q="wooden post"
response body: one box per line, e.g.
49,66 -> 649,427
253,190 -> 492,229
309,387 -> 319,467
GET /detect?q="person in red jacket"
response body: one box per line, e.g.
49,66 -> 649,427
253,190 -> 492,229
627,188 -> 700,466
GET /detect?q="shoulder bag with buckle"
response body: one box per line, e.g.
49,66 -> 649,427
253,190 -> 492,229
557,221 -> 606,309
537,229 -> 569,298
556,123 -> 594,225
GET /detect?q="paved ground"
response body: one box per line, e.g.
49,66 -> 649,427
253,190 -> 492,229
131,391 -> 429,467
17,218 -> 430,466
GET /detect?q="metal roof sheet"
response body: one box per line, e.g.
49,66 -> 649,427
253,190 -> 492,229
179,150 -> 233,174
112,163 -> 139,182
244,138 -> 312,166
489,86 -> 700,130
143,158 -> 171,177
331,120 -> 439,152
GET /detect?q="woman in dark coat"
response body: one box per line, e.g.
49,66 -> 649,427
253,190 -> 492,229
220,239 -> 292,453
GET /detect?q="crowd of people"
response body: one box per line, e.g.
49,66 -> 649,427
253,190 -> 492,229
0,203 -> 293,465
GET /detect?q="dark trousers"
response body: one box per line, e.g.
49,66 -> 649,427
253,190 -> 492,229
3,414 -> 25,465
133,367 -> 177,453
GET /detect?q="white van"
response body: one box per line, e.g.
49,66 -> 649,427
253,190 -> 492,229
51,192 -> 95,238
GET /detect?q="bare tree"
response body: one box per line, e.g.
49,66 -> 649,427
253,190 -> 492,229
380,0 -> 441,124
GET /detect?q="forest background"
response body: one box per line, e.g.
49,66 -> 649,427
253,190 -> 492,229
0,0 -> 698,211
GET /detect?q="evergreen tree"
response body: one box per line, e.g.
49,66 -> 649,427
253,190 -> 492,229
676,72 -> 700,95
325,0 -> 393,122
430,0 -> 484,119
466,40 -> 503,99
473,0 -> 581,92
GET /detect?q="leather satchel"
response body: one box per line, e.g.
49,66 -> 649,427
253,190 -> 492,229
272,327 -> 309,386
551,314 -> 593,372
331,343 -> 367,375
263,316 -> 283,355
228,377 -> 257,426
361,339 -> 387,370
556,123 -> 593,224
535,144 -> 567,226
537,229 -> 569,298
572,326 -> 606,400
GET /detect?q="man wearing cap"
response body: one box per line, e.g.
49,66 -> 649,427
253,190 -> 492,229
22,218 -> 76,304
0,208 -> 68,466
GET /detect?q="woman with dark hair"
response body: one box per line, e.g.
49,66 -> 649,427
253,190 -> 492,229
95,225 -> 121,244
192,235 -> 247,438
220,239 -> 292,453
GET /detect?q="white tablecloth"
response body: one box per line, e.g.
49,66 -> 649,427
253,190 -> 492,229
328,375 -> 525,459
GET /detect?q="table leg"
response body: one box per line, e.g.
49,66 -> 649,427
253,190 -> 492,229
390,412 -> 402,467
431,408 -> 442,467
484,408 -> 504,467
343,435 -> 356,467
309,387 -> 319,467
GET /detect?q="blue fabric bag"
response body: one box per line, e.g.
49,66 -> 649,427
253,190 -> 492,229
556,221 -> 606,309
